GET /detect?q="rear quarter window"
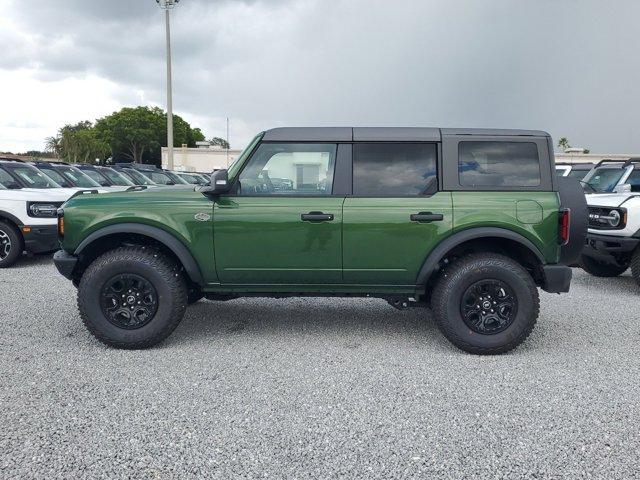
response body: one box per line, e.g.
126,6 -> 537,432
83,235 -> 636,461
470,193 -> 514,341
458,141 -> 541,187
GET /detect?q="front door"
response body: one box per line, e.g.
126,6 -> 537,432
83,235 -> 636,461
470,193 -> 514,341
342,143 -> 453,285
214,142 -> 343,285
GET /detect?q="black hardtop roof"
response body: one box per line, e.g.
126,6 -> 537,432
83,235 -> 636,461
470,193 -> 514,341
262,127 -> 550,142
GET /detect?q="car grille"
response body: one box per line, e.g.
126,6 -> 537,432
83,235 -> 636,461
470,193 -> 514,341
588,206 -> 619,230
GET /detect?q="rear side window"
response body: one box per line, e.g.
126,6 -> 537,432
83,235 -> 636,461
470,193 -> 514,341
458,141 -> 540,187
353,143 -> 437,196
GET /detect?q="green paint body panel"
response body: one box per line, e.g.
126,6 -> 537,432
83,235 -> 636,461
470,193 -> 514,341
213,196 -> 344,284
60,177 -> 561,295
61,186 -> 219,284
342,193 -> 453,284
451,192 -> 560,263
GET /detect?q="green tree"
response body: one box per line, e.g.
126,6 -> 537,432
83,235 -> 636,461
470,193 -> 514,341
95,107 -> 164,163
44,136 -> 62,157
210,136 -> 230,149
557,137 -> 571,151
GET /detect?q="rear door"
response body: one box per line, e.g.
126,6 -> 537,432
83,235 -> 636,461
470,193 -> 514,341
214,142 -> 344,285
342,143 -> 453,285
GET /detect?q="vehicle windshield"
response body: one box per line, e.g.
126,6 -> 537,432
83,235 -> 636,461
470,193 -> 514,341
582,166 -> 627,193
177,172 -> 204,184
0,167 -> 21,189
121,168 -> 156,186
0,181 -> 6,189
99,168 -> 135,186
81,169 -> 110,186
165,171 -> 189,184
567,169 -> 589,180
57,165 -> 102,188
140,170 -> 177,185
37,166 -> 73,187
9,165 -> 61,188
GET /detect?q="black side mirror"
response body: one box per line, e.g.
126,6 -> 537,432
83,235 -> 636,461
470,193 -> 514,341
201,169 -> 230,195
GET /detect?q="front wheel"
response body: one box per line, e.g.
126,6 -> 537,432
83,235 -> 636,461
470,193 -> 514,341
431,253 -> 539,355
580,254 -> 629,277
77,247 -> 188,349
0,221 -> 23,268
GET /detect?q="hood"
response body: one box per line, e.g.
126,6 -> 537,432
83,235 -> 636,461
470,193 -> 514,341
585,192 -> 638,208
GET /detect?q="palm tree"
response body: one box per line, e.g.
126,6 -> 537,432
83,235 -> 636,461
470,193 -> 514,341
557,137 -> 571,152
44,136 -> 62,158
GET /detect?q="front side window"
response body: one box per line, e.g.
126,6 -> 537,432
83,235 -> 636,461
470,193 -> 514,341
0,168 -> 20,189
82,169 -> 110,186
58,166 -> 101,188
38,167 -> 72,187
238,143 -> 336,196
9,165 -> 60,188
123,169 -> 156,185
459,141 -> 541,187
99,168 -> 134,186
353,143 -> 437,196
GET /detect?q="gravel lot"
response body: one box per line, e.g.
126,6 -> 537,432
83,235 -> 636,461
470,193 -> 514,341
1,256 -> 639,479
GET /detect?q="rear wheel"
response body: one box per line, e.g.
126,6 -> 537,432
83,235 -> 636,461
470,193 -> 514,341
0,220 -> 23,268
580,254 -> 629,277
431,253 -> 539,355
77,246 -> 187,349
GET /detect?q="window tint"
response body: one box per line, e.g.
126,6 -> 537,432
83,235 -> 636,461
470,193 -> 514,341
0,168 -> 18,188
582,167 -> 626,193
627,169 -> 640,192
100,168 -> 134,186
238,143 -> 336,196
458,142 -> 540,187
10,165 -> 60,188
38,167 -> 73,187
82,169 -> 110,186
353,143 -> 437,196
58,166 -> 101,188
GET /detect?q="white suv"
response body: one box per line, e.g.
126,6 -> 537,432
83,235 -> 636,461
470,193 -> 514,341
0,181 -> 72,267
581,191 -> 640,284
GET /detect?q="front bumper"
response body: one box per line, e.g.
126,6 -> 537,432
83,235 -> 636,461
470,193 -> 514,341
541,265 -> 572,293
583,232 -> 640,260
53,250 -> 78,279
23,225 -> 59,254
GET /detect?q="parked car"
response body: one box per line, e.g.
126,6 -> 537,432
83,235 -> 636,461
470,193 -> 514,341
580,191 -> 640,283
30,161 -> 103,189
115,163 -> 189,186
173,171 -> 208,185
0,158 -> 85,196
580,158 -> 640,193
107,165 -> 158,187
53,127 -> 586,354
73,164 -> 135,188
0,177 -> 75,268
555,162 -> 594,181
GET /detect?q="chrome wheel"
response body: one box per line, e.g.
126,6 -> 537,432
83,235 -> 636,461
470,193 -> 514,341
0,229 -> 11,261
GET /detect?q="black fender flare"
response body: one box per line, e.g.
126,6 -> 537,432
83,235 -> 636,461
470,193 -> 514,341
75,223 -> 204,286
416,227 -> 546,285
0,210 -> 24,228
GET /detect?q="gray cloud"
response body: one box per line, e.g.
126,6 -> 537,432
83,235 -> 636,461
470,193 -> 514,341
2,0 -> 640,151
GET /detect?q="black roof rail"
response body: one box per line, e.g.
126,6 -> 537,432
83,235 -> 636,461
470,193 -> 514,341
623,157 -> 640,167
0,157 -> 25,163
593,158 -> 632,168
68,189 -> 100,199
125,185 -> 148,192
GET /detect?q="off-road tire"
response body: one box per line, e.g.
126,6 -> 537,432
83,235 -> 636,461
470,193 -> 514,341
0,220 -> 23,268
580,254 -> 629,277
187,286 -> 204,305
77,246 -> 187,349
431,253 -> 539,355
630,247 -> 640,287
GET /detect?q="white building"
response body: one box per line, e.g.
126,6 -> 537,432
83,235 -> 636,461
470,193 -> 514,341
555,151 -> 640,164
161,143 -> 242,172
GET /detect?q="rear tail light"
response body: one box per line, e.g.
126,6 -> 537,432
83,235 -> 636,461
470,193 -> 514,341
559,208 -> 570,245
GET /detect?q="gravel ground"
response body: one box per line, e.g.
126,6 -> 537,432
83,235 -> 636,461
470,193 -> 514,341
1,256 -> 639,479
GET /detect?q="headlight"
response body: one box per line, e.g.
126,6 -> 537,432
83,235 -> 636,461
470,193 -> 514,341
607,209 -> 621,227
27,202 -> 59,218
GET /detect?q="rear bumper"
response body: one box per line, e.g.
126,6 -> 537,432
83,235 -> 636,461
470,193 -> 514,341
541,265 -> 572,293
53,250 -> 78,279
23,225 -> 59,254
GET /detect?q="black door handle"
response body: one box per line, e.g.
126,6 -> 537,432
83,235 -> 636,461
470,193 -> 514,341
410,212 -> 444,223
301,211 -> 334,222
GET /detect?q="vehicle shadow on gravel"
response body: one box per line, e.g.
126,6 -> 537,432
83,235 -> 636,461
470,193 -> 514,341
10,253 -> 53,269
168,298 -> 456,351
571,269 -> 640,295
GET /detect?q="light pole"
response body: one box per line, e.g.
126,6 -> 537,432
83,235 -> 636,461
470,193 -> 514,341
156,0 -> 179,169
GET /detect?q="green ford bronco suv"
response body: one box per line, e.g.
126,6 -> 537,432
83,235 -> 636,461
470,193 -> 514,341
54,128 -> 587,354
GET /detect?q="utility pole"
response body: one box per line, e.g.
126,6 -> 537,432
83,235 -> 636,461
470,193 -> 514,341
226,117 -> 229,167
156,0 -> 180,169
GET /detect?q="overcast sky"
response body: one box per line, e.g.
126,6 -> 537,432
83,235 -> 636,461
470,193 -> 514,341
1,0 -> 639,153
